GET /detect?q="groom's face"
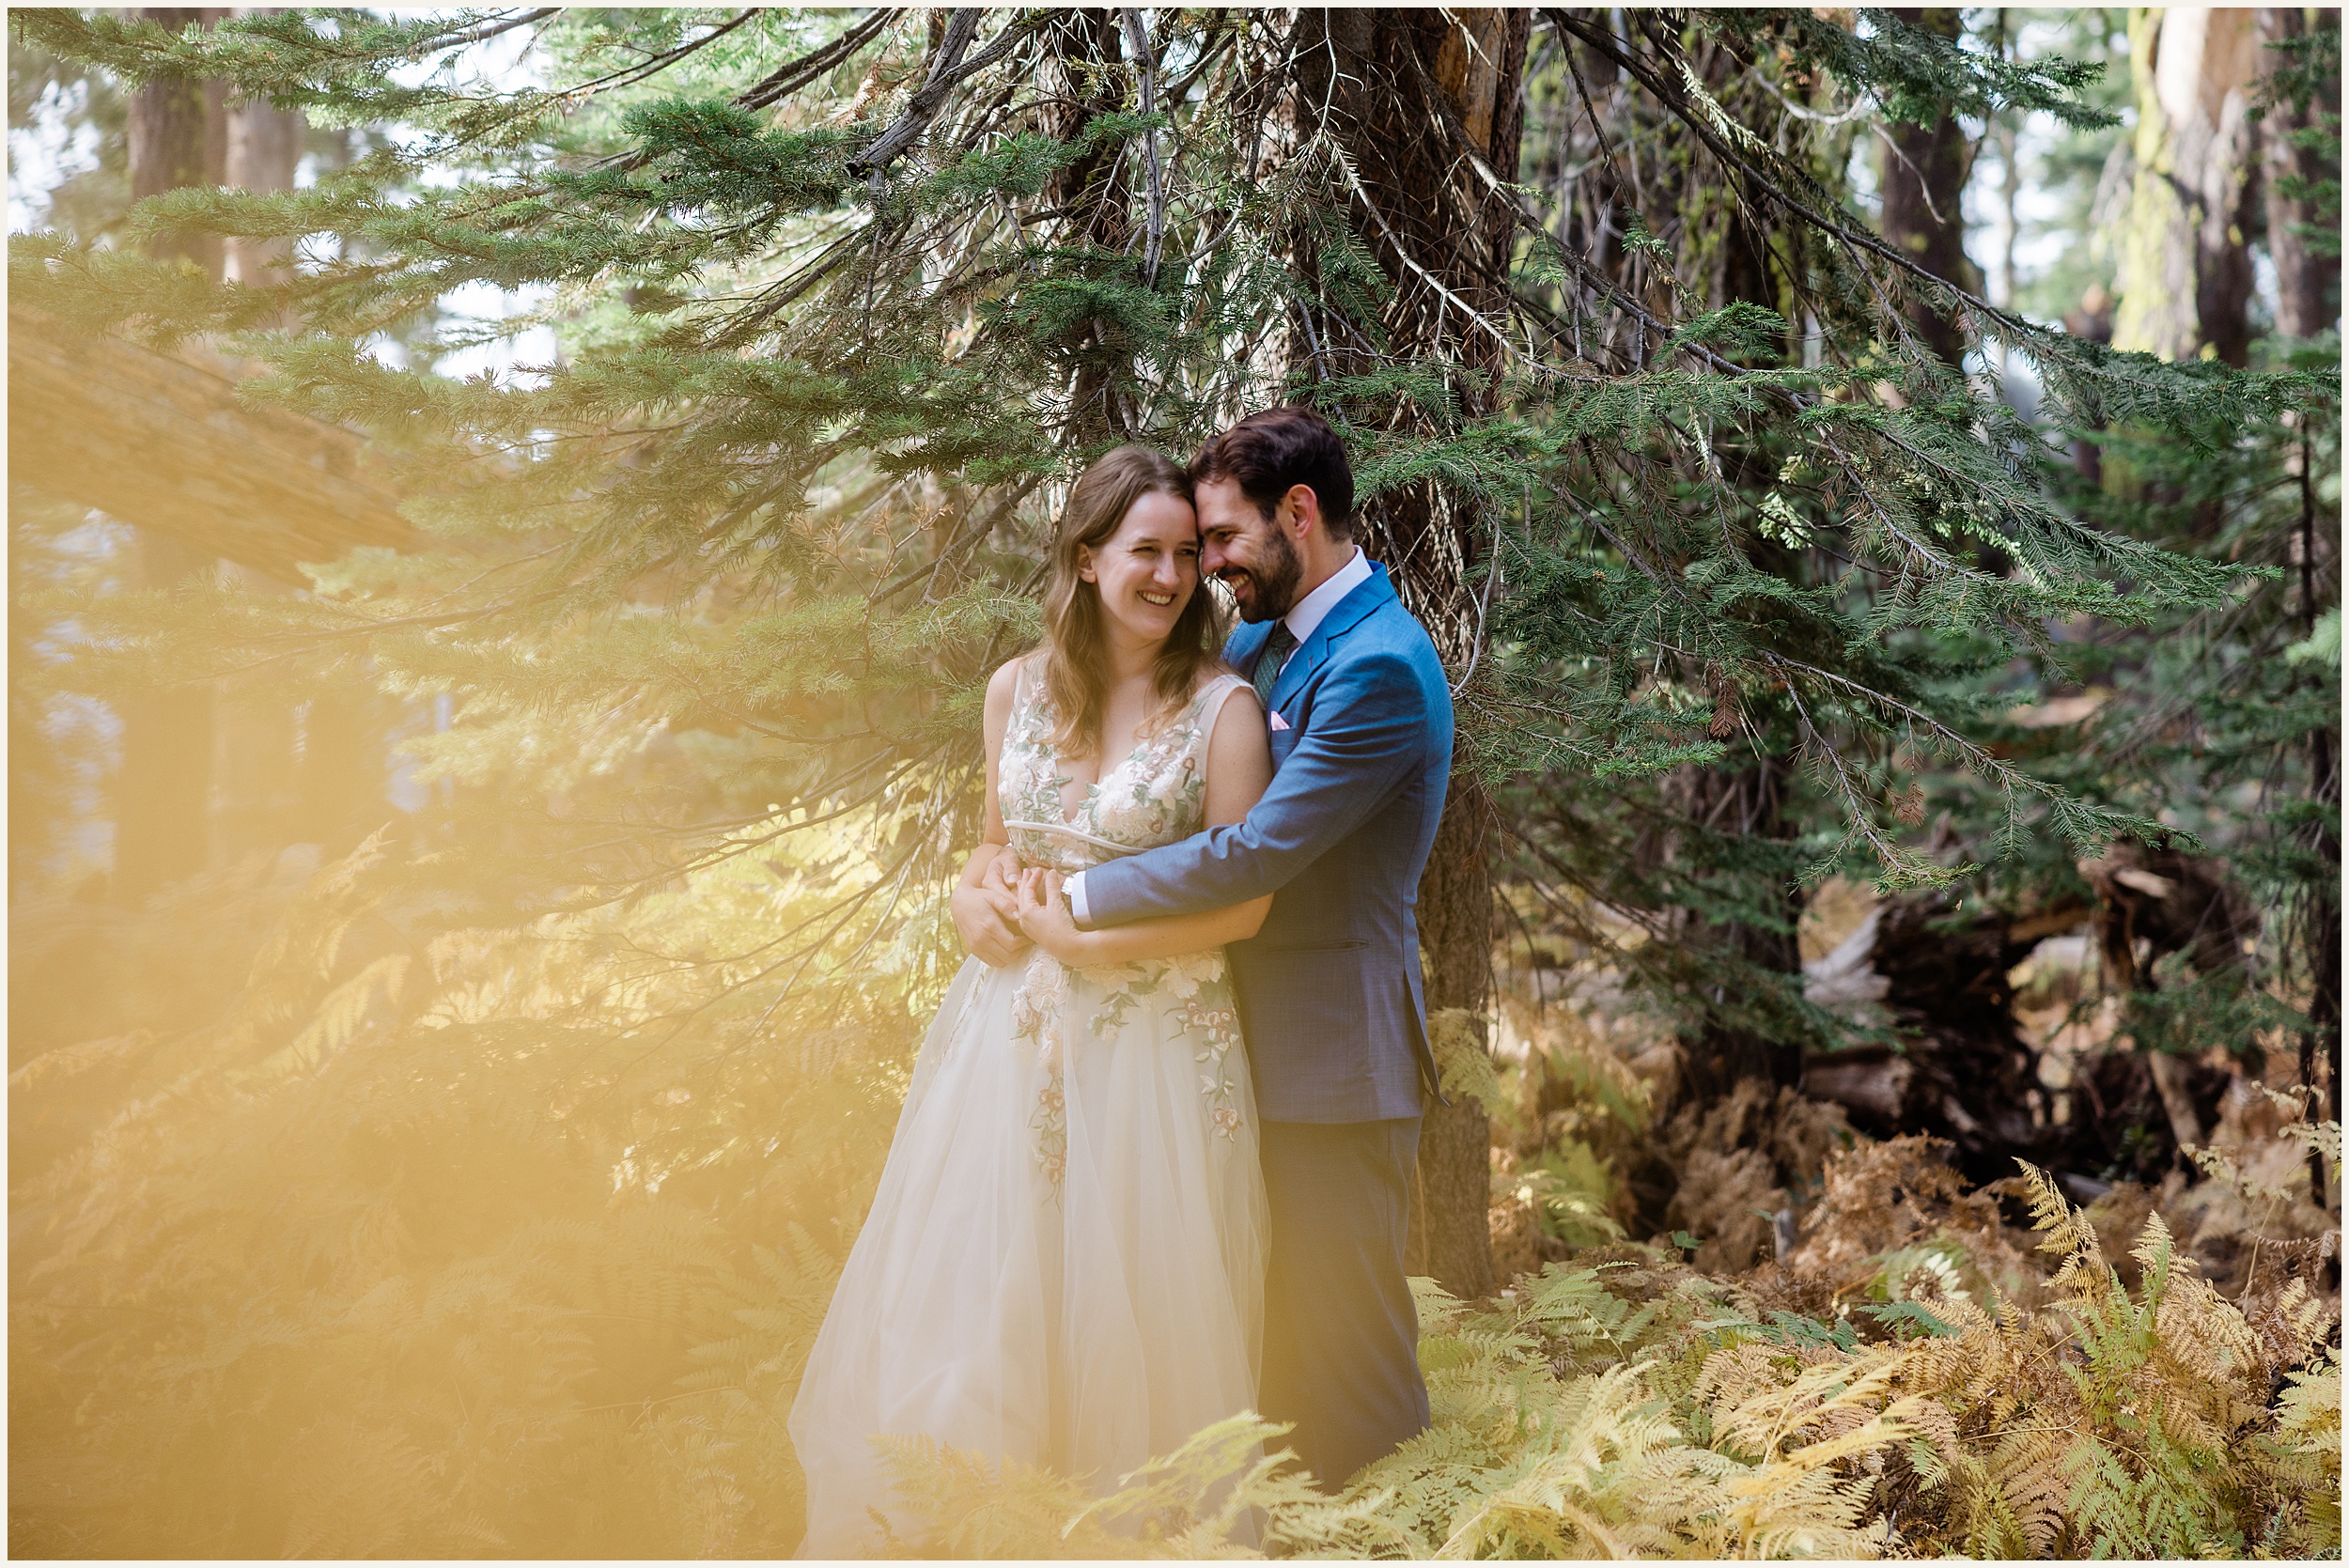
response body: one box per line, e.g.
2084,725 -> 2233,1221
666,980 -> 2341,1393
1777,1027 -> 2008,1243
1196,477 -> 1303,624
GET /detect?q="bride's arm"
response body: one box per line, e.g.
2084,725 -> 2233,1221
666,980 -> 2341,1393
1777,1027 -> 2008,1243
1015,687 -> 1273,967
949,659 -> 1032,968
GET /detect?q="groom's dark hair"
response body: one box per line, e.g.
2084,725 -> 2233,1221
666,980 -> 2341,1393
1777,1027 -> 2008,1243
1190,407 -> 1355,541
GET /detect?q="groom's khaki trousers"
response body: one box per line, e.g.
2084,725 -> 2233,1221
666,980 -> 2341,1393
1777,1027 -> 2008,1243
1255,1115 -> 1431,1487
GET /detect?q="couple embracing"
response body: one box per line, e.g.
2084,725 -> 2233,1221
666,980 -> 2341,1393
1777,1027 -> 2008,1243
791,408 -> 1455,1555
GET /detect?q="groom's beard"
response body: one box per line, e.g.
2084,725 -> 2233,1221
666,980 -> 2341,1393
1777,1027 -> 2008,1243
1218,525 -> 1303,624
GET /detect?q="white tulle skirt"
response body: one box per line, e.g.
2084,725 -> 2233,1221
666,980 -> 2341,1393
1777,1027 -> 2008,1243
788,949 -> 1268,1558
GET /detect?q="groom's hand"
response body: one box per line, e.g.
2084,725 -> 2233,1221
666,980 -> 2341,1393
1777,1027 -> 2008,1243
953,847 -> 1032,968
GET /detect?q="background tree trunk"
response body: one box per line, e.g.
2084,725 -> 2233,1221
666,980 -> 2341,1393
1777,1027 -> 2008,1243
1878,9 -> 1976,366
2260,7 -> 2341,340
1672,757 -> 1806,1103
115,7 -> 227,900
2293,383 -> 2341,1192
1043,10 -> 1137,445
5,309 -> 415,574
213,89 -> 310,866
128,8 -> 227,274
2113,7 -> 2261,365
223,91 -> 303,289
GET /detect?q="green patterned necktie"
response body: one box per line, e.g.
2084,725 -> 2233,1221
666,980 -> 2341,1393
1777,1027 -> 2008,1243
1252,623 -> 1298,708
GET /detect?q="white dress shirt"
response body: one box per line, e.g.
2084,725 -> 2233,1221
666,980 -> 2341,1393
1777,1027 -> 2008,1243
1270,545 -> 1371,656
1066,548 -> 1367,927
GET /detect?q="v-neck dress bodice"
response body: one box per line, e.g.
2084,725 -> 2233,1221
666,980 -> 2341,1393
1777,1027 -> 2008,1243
997,658 -> 1249,875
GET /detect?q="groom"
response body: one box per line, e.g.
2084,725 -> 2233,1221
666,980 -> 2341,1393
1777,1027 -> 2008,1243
978,407 -> 1455,1486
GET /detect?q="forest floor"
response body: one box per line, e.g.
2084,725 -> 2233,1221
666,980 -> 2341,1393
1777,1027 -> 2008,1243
1484,875 -> 2339,1315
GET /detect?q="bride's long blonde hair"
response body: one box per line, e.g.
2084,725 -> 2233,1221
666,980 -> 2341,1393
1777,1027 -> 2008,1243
1040,445 -> 1223,758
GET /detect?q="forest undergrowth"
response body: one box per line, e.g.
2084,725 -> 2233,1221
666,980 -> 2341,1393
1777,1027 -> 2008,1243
12,829 -> 2338,1560
877,1035 -> 2342,1560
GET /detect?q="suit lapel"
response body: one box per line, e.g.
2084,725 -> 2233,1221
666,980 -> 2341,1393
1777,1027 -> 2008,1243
1268,563 -> 1395,709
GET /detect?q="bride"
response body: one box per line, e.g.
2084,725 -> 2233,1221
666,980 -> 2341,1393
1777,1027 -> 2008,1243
789,445 -> 1274,1556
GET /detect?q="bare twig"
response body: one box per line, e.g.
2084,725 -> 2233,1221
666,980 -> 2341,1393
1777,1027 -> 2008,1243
559,10 -> 759,100
848,11 -> 1036,188
423,8 -> 563,53
738,8 -> 899,110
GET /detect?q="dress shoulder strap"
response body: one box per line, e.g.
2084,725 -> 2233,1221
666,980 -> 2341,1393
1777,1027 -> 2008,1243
1006,651 -> 1046,724
1196,670 -> 1253,722
1186,672 -> 1256,767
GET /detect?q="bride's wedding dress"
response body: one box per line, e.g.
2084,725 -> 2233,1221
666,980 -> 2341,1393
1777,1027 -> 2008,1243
789,661 -> 1268,1556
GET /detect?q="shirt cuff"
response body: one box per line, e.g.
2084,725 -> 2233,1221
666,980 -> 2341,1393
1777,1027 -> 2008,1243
1065,870 -> 1093,930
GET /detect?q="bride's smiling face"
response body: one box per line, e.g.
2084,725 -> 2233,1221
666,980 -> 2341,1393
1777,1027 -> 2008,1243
1079,490 -> 1202,644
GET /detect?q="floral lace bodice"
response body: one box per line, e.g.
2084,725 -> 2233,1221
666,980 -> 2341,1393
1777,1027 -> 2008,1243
998,658 -> 1246,874
993,657 -> 1252,1191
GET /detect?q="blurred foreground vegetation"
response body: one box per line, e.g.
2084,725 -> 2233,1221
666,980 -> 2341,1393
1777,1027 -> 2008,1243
11,832 -> 2339,1554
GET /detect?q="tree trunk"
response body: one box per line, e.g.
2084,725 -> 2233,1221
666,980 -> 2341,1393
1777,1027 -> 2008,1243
6,307 -> 416,576
1045,10 -> 1137,445
224,91 -> 303,289
2062,288 -> 2115,485
2295,412 -> 2341,1202
213,91 -> 313,865
1878,9 -> 1976,367
294,692 -> 392,857
116,8 -> 228,900
2304,714 -> 2341,1201
128,8 -> 228,273
1407,782 -> 1496,1296
2259,8 -> 2340,341
1664,38 -> 1816,1118
2113,7 -> 2261,365
1294,8 -> 1532,1299
9,513 -> 64,897
1672,754 -> 1806,1106
114,533 -> 218,899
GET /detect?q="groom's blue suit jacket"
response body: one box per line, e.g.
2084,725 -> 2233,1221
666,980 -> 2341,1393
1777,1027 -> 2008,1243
1081,561 -> 1453,1123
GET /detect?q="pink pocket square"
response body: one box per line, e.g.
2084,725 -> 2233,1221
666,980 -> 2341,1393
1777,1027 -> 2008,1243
1268,711 -> 1291,731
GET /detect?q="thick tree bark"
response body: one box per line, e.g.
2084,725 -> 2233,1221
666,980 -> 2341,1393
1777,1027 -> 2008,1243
1407,785 -> 1497,1296
1295,8 -> 1532,1299
1045,10 -> 1137,444
1878,9 -> 1976,366
2259,8 -> 2340,340
2113,8 -> 2261,365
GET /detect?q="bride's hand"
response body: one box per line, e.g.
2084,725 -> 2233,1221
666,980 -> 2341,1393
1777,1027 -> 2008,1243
978,846 -> 1023,911
1014,869 -> 1092,965
953,847 -> 1033,968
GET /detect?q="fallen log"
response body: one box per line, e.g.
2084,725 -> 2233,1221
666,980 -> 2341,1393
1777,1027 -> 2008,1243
1800,890 -> 2232,1188
8,305 -> 415,582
